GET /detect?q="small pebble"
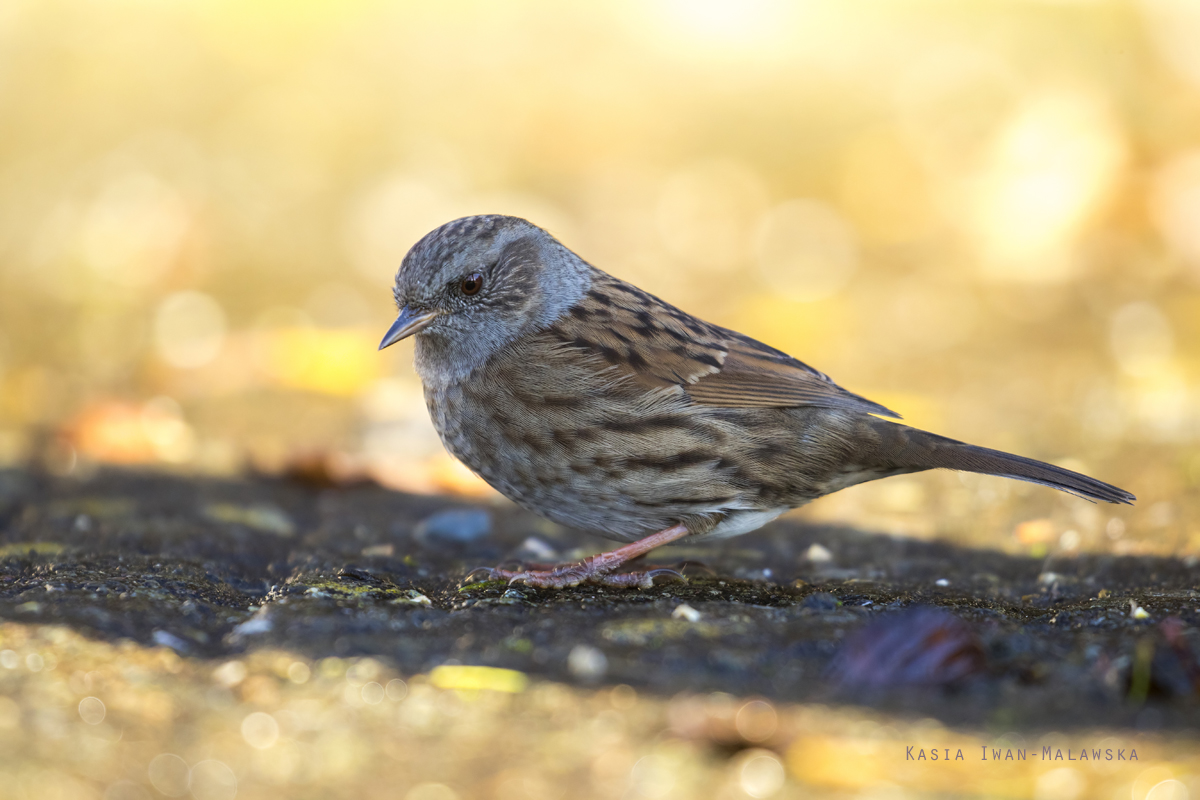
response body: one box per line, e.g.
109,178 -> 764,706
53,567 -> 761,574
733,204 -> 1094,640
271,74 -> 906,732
516,536 -> 558,561
229,608 -> 273,639
151,630 -> 191,653
414,509 -> 492,545
391,590 -> 432,606
804,544 -> 833,563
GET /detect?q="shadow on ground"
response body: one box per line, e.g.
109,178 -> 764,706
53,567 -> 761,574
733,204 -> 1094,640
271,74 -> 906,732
1,466 -> 1197,731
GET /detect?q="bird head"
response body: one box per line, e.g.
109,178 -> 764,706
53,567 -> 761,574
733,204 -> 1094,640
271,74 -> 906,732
379,215 -> 590,365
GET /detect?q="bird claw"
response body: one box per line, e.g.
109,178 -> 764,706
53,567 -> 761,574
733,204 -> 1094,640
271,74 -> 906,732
593,568 -> 686,589
462,566 -> 500,584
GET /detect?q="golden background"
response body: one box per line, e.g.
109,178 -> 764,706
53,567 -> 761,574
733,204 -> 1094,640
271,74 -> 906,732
1,0 -> 1198,552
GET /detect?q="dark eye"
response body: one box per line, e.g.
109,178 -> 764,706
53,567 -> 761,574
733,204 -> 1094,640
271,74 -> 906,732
460,273 -> 484,296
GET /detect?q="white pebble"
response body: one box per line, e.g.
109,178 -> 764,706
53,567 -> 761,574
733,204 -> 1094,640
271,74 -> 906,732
804,544 -> 833,563
672,604 -> 701,622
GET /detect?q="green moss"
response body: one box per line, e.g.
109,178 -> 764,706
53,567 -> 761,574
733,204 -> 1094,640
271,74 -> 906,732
458,579 -> 507,594
304,580 -> 381,598
302,578 -> 429,605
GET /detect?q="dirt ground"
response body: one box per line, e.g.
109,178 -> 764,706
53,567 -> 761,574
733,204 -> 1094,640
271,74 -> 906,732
0,466 -> 1197,799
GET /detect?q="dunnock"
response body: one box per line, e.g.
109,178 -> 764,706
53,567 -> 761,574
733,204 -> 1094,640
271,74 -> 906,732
379,215 -> 1134,588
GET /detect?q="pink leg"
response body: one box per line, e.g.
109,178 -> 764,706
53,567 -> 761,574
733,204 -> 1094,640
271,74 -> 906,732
475,524 -> 691,589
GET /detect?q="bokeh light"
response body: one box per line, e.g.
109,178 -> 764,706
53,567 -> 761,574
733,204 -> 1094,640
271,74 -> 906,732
969,89 -> 1125,282
1110,302 -> 1174,379
154,292 -> 226,370
755,200 -> 859,302
657,159 -> 768,274
80,172 -> 192,290
1151,149 -> 1200,275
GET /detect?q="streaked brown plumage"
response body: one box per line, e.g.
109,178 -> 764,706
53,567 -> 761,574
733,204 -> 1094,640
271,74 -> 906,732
379,215 -> 1134,588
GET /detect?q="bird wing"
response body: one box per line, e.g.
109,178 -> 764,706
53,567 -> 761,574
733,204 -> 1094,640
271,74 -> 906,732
685,328 -> 901,418
546,272 -> 901,419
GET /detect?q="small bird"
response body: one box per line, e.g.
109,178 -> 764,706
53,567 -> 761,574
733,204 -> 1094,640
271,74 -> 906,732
379,215 -> 1134,589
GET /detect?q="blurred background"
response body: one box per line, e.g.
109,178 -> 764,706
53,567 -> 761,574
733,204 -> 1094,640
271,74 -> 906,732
1,0 -> 1198,556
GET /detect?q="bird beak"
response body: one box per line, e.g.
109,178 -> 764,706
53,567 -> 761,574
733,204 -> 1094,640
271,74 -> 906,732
378,306 -> 438,350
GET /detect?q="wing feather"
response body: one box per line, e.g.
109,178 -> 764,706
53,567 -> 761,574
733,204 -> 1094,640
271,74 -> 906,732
544,271 -> 901,419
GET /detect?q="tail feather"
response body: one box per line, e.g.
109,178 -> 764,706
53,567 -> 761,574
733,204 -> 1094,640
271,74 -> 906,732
868,420 -> 1135,505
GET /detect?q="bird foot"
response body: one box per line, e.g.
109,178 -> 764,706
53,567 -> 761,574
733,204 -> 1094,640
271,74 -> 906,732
466,561 -> 685,590
464,523 -> 693,590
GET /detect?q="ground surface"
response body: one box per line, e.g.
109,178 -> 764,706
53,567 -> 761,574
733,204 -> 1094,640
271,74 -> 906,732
0,466 -> 1197,799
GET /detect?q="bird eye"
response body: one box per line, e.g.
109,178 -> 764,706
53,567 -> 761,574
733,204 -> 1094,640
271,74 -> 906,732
460,273 -> 484,296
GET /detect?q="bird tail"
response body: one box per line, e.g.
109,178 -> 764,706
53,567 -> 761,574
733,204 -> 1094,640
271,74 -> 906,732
864,419 -> 1135,505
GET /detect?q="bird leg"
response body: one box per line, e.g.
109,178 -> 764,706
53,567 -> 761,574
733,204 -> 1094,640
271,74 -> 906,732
473,523 -> 691,589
